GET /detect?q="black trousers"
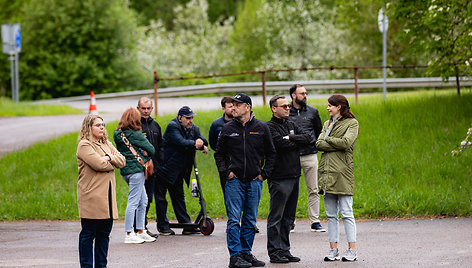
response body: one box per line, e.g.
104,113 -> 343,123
155,173 -> 191,230
79,218 -> 113,268
267,177 -> 299,255
133,173 -> 156,231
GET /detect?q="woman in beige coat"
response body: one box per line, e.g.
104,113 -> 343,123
76,114 -> 125,268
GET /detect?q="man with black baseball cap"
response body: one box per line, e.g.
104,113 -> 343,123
215,93 -> 276,268
155,106 -> 208,236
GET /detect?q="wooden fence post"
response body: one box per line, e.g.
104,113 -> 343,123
261,72 -> 267,106
153,71 -> 159,117
455,65 -> 461,96
354,67 -> 359,104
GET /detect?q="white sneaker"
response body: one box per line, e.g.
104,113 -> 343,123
137,232 -> 157,242
124,232 -> 144,244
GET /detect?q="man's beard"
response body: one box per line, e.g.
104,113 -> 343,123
295,97 -> 306,106
225,112 -> 234,119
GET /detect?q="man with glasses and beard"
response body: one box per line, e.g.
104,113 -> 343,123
266,95 -> 311,263
288,84 -> 325,233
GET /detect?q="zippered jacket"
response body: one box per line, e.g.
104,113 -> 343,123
208,114 -> 230,151
158,117 -> 208,186
141,116 -> 164,171
316,117 -> 359,195
215,113 -> 276,182
288,103 -> 322,155
266,116 -> 311,180
113,129 -> 155,176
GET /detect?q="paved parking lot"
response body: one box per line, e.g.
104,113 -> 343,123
1,218 -> 471,267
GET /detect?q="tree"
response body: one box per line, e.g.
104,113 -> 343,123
390,0 -> 472,91
128,0 -> 190,28
334,0 -> 428,78
20,0 -> 144,99
137,0 -> 236,84
231,0 -> 347,80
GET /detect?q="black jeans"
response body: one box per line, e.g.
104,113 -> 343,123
267,178 -> 299,255
79,218 -> 113,268
155,174 -> 191,230
134,173 -> 156,231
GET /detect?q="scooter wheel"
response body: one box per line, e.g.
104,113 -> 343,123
199,217 -> 215,235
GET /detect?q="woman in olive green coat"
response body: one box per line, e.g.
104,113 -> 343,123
316,94 -> 359,262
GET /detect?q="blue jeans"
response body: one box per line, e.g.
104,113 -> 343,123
324,193 -> 356,243
123,172 -> 147,233
79,218 -> 113,268
225,177 -> 263,257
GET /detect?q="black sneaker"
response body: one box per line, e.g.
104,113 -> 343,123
269,250 -> 289,263
311,222 -> 326,232
255,226 -> 260,233
290,223 -> 295,233
146,229 -> 159,238
242,254 -> 265,267
282,251 -> 301,262
229,255 -> 252,268
158,228 -> 175,236
182,227 -> 200,235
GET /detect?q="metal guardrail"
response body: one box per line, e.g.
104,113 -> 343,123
38,76 -> 471,103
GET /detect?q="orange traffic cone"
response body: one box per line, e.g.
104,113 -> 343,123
89,91 -> 98,114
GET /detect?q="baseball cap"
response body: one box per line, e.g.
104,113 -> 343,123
232,93 -> 252,106
178,106 -> 196,117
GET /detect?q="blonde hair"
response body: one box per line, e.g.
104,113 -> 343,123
117,108 -> 142,131
78,114 -> 108,143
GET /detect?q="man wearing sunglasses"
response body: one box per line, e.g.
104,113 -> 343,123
266,95 -> 311,263
288,84 -> 325,233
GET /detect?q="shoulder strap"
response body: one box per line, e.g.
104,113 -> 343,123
120,132 -> 145,167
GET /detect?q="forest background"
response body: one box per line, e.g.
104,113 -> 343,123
0,0 -> 471,100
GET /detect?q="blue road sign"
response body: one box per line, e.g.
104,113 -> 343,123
15,28 -> 21,49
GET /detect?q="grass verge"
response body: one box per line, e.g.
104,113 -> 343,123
0,89 -> 471,221
0,97 -> 83,116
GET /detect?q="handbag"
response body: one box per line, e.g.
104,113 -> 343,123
120,132 -> 154,180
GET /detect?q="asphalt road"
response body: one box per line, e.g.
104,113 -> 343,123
0,218 -> 471,267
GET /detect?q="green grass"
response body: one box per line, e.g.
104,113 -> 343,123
0,97 -> 83,116
0,89 -> 471,221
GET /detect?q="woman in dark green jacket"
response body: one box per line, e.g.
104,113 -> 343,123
316,94 -> 359,262
114,108 -> 156,244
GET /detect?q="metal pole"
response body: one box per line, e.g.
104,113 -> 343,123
261,72 -> 267,106
9,53 -> 15,101
354,67 -> 359,104
153,71 -> 159,117
455,65 -> 461,96
14,52 -> 19,102
382,18 -> 387,100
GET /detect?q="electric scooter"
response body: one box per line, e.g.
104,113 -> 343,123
168,156 -> 215,235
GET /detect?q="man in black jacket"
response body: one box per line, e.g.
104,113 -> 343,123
215,93 -> 276,268
156,106 -> 208,236
136,97 -> 164,238
266,95 -> 311,263
288,84 -> 326,232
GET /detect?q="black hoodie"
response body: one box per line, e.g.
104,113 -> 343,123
215,113 -> 276,182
